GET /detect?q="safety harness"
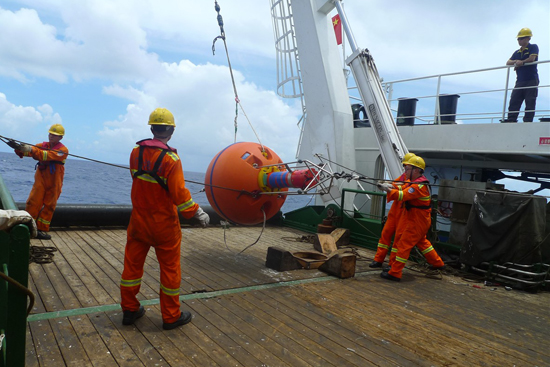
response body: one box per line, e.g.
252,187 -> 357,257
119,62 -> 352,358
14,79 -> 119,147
35,142 -> 66,174
132,139 -> 177,192
404,176 -> 432,211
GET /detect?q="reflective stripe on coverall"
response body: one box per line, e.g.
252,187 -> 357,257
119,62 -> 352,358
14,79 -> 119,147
386,177 -> 444,279
373,173 -> 408,263
120,140 -> 199,323
24,142 -> 68,232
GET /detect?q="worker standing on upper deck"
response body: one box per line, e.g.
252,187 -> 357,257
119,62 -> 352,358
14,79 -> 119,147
370,152 -> 416,269
377,156 -> 445,281
120,107 -> 210,330
7,124 -> 68,240
503,27 -> 539,123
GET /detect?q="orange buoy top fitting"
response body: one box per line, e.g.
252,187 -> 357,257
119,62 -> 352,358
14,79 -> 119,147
205,142 -> 317,225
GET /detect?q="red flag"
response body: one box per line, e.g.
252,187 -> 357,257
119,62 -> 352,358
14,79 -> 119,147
332,14 -> 342,45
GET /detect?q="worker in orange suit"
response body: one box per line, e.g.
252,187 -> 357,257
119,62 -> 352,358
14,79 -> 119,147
120,107 -> 210,330
378,156 -> 445,281
369,152 -> 416,269
8,124 -> 68,240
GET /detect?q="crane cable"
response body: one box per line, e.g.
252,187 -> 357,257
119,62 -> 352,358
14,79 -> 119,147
211,0 -> 264,150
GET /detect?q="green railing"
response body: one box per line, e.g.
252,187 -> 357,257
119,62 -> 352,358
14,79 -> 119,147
0,173 -> 31,367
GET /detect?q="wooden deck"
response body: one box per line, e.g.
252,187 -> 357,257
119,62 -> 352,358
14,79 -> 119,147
25,225 -> 549,367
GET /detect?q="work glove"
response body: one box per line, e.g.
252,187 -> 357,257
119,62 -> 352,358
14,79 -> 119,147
193,207 -> 210,227
6,139 -> 22,150
376,182 -> 394,192
18,144 -> 32,153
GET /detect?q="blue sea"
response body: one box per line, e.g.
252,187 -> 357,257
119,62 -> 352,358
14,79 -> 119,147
0,152 -> 312,213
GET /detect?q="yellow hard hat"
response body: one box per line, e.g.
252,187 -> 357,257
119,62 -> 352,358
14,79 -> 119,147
402,152 -> 416,164
517,28 -> 532,39
405,156 -> 425,170
148,108 -> 175,127
49,124 -> 65,136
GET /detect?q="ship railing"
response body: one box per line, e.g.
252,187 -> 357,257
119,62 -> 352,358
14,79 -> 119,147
0,173 -> 31,367
350,60 -> 549,125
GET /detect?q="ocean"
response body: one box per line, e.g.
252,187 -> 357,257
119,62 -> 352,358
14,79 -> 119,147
0,151 -> 313,213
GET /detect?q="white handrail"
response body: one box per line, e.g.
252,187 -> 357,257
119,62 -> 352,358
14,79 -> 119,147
349,60 -> 549,125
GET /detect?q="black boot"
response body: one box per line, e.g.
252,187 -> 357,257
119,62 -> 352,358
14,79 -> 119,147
380,271 -> 400,282
369,261 -> 383,268
122,305 -> 145,325
163,311 -> 192,330
36,231 -> 52,240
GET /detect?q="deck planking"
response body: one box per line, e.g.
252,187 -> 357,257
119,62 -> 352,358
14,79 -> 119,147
24,225 -> 550,367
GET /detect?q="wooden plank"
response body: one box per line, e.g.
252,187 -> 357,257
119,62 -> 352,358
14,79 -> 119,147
74,230 -> 159,300
28,319 -> 65,367
68,315 -> 120,367
39,237 -> 96,310
28,262 -> 65,313
48,317 -> 93,366
380,274 -> 550,363
27,270 -> 46,314
25,325 -> 39,367
312,275 -> 545,366
47,232 -> 110,307
57,232 -> 117,305
125,305 -> 216,367
185,300 -> 263,367
240,291 -> 357,366
103,310 -> 177,367
216,292 -> 333,367
87,312 -> 145,367
200,294 -> 315,367
258,281 -> 430,366
191,296 -> 300,367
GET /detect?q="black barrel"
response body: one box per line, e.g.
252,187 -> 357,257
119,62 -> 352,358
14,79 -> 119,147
396,98 -> 418,126
439,94 -> 460,124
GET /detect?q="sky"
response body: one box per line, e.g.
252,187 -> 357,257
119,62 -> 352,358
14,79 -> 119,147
0,0 -> 549,177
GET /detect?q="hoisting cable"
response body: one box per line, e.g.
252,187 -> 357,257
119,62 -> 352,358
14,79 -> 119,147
211,0 -> 265,150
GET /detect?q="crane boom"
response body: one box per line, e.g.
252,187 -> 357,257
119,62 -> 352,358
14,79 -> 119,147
334,0 -> 408,178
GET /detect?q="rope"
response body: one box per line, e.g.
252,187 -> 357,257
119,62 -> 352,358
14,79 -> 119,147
29,246 -> 57,264
0,271 -> 35,316
221,207 -> 267,255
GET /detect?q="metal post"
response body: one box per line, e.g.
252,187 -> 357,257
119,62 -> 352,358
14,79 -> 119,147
435,75 -> 442,124
502,67 -> 511,121
333,0 -> 357,53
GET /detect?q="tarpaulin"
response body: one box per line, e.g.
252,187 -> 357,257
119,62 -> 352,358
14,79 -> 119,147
460,191 -> 548,266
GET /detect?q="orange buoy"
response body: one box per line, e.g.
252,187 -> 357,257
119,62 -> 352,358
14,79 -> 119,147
205,142 -> 287,225
205,142 -> 319,225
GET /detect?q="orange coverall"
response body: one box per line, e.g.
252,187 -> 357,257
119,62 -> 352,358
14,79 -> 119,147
386,176 -> 444,279
120,139 -> 199,324
373,173 -> 407,263
21,142 -> 68,232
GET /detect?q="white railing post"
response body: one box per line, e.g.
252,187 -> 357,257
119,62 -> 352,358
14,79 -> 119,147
502,67 -> 511,122
434,75 -> 442,124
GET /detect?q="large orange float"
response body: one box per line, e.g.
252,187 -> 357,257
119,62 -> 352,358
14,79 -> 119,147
205,142 -> 317,225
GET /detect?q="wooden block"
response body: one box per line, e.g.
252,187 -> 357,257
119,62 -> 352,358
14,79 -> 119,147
319,252 -> 356,278
330,228 -> 350,248
265,246 -> 302,272
313,234 -> 338,254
